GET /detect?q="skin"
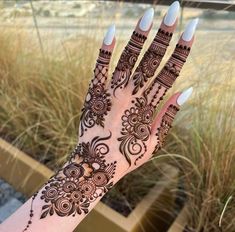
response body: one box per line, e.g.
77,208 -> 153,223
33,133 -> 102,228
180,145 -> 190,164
0,7 -> 195,232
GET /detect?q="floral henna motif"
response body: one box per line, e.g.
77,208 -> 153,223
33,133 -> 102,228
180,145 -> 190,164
39,133 -> 116,219
154,44 -> 191,89
111,31 -> 146,96
132,29 -> 173,95
118,94 -> 154,166
154,104 -> 179,152
80,49 -> 112,137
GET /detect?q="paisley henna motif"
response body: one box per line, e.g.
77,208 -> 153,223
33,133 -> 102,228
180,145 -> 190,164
155,44 -> 191,89
132,29 -> 172,95
111,31 -> 146,96
80,50 -> 112,137
154,104 -> 179,152
118,95 -> 154,166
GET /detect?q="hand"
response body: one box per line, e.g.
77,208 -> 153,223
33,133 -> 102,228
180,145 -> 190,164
37,2 -> 197,221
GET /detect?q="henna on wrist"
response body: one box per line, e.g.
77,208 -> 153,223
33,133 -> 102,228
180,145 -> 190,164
23,134 -> 116,231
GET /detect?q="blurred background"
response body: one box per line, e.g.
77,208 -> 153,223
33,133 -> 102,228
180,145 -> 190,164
0,0 -> 234,231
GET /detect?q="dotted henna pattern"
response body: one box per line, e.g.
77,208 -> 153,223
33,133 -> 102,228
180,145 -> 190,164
132,29 -> 173,95
22,134 -> 116,231
118,94 -> 154,166
154,104 -> 179,152
80,49 -> 112,137
111,31 -> 146,96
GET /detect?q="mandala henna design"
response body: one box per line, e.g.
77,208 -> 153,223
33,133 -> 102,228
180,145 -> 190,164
39,133 -> 116,219
23,134 -> 115,231
154,104 -> 179,152
80,49 -> 112,137
132,29 -> 173,95
155,44 -> 191,89
118,94 -> 154,166
111,31 -> 146,96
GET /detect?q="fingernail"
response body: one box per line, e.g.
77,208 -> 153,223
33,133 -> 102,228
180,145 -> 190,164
177,87 -> 193,105
103,24 -> 115,45
182,18 -> 199,41
164,1 -> 180,26
139,8 -> 154,31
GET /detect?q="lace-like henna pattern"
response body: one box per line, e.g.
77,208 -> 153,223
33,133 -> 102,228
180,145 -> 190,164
154,104 -> 179,152
132,29 -> 172,95
23,134 -> 115,231
118,94 -> 154,166
111,31 -> 146,96
80,49 -> 112,137
154,44 -> 191,89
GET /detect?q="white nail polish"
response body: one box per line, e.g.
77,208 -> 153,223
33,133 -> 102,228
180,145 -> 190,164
164,1 -> 180,26
103,24 -> 115,45
182,18 -> 199,41
139,8 -> 154,31
177,87 -> 193,105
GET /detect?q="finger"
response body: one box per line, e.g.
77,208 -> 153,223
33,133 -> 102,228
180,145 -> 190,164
145,18 -> 198,108
90,25 -> 116,88
150,87 -> 193,152
131,1 -> 180,95
79,26 -> 115,137
110,8 -> 154,96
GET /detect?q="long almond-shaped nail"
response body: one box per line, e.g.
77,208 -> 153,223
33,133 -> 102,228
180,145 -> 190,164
103,24 -> 115,45
182,18 -> 199,41
164,1 -> 180,26
177,87 -> 193,105
139,8 -> 154,31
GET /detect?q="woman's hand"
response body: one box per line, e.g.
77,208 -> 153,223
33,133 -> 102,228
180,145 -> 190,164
0,2 -> 198,232
39,1 -> 197,220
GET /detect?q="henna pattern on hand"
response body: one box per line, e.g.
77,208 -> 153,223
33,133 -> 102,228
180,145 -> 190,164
132,29 -> 172,95
154,104 -> 179,152
118,94 -> 154,166
111,31 -> 146,96
23,134 -> 115,231
80,50 -> 112,137
154,44 -> 191,89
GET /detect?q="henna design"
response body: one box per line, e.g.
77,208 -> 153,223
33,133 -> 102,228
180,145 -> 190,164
111,31 -> 146,95
154,104 -> 179,152
80,50 -> 112,137
118,94 -> 154,166
39,133 -> 116,218
23,134 -> 115,230
154,44 -> 191,89
132,29 -> 172,95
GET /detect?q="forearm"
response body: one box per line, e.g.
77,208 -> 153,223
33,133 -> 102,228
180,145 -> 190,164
0,140 -> 119,232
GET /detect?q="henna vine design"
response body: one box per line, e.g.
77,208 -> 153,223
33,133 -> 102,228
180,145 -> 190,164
154,104 -> 179,152
118,94 -> 154,166
23,134 -> 115,231
80,50 -> 112,137
111,31 -> 146,95
132,29 -> 173,95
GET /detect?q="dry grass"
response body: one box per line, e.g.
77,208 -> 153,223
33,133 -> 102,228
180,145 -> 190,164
0,14 -> 234,232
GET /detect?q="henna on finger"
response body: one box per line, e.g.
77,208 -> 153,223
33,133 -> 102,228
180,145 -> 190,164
144,19 -> 198,108
131,1 -> 180,95
154,104 -> 179,152
110,8 -> 154,96
111,31 -> 147,95
80,49 -> 112,137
